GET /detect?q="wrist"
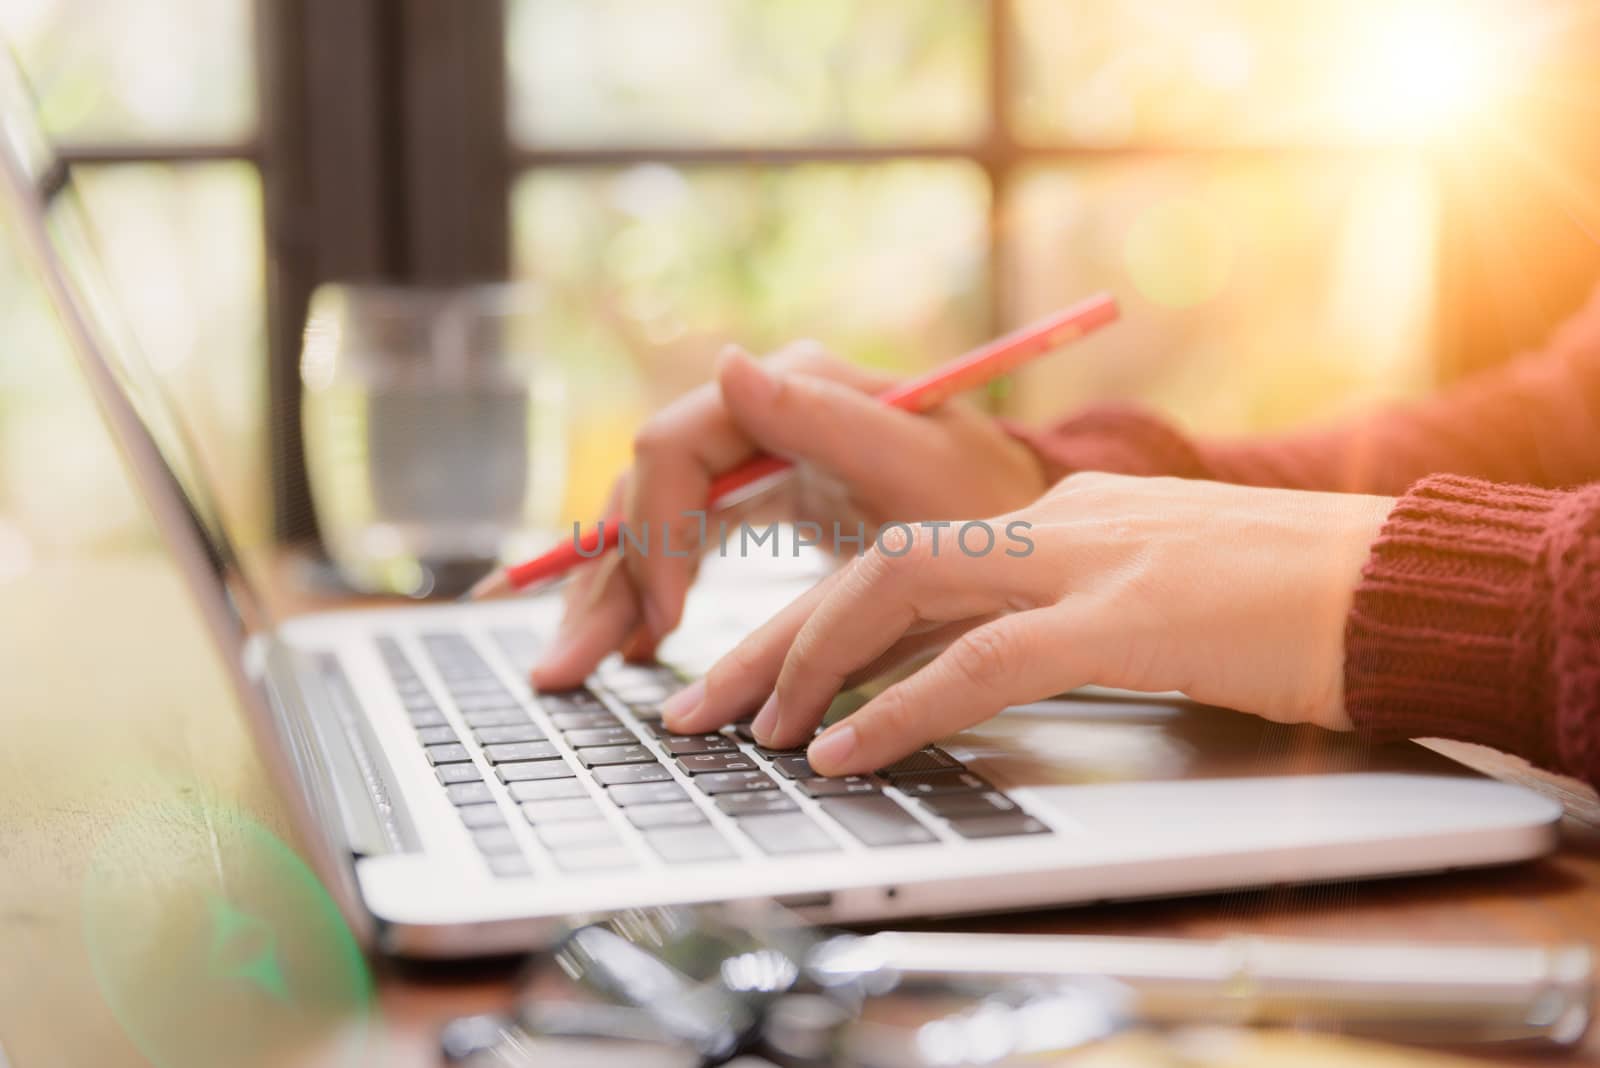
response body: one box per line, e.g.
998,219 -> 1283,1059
1311,493 -> 1396,730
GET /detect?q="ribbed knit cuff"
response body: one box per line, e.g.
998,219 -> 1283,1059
1344,474 -> 1563,766
1000,406 -> 1214,483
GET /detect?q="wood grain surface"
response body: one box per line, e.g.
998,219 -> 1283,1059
2,553 -> 1597,1067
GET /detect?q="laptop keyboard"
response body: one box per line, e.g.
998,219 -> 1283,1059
375,630 -> 1050,879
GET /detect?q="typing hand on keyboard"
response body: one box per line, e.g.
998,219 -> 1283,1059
527,345 -> 1047,695
659,473 -> 1387,777
385,633 -> 1051,881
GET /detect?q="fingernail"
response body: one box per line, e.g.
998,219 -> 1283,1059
807,724 -> 857,772
661,678 -> 705,725
750,693 -> 781,744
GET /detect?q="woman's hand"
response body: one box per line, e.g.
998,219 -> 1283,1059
661,472 -> 1394,775
531,343 -> 1049,690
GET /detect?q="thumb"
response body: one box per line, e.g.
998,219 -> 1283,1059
717,349 -> 941,500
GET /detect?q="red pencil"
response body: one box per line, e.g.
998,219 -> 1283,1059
467,292 -> 1119,600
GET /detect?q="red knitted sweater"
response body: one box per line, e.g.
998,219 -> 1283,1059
1009,284 -> 1600,789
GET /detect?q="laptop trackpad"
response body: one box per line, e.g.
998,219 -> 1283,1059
942,696 -> 1492,844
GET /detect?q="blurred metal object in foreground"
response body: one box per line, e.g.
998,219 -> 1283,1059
440,906 -> 1591,1066
812,931 -> 1593,1050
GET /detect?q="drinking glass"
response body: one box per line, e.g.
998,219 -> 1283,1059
300,283 -> 565,597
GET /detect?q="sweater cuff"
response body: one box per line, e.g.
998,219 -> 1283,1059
1343,474 -> 1563,766
1001,405 -> 1213,483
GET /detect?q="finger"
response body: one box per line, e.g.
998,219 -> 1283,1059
530,552 -> 639,690
658,565 -> 851,734
763,526 -> 1038,748
620,622 -> 658,664
718,351 -> 948,509
622,356 -> 756,642
842,615 -> 1000,687
533,479 -> 636,687
807,608 -> 1091,776
622,342 -> 874,643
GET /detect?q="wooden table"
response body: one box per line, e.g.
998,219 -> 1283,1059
3,553 -> 1598,1067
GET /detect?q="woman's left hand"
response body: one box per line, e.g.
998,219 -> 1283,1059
660,472 -> 1394,776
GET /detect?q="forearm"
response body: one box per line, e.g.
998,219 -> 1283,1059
1344,475 -> 1600,788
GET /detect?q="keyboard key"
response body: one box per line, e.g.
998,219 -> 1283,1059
715,792 -> 799,818
607,781 -> 689,807
752,742 -> 807,759
457,803 -> 507,829
693,770 -> 777,795
551,710 -> 620,731
563,726 -> 638,748
415,726 -> 459,746
486,853 -> 532,878
795,776 -> 880,798
473,724 -> 546,745
426,744 -> 472,765
891,771 -> 990,797
541,690 -> 605,713
820,796 -> 936,847
662,734 -> 736,756
603,662 -> 681,692
507,778 -> 590,803
769,755 -> 816,779
675,752 -> 760,775
948,815 -> 1052,839
740,813 -> 840,855
449,674 -> 510,690
472,827 -> 522,854
592,763 -> 674,787
497,760 -> 578,784
463,709 -> 530,728
483,741 -> 561,764
730,720 -> 759,744
551,844 -> 636,872
536,821 -> 620,849
918,791 -> 1021,820
447,781 -> 496,806
625,802 -> 707,829
451,682 -> 514,698
878,748 -> 963,779
644,826 -> 737,863
640,720 -> 682,739
435,764 -> 482,786
520,798 -> 603,824
408,709 -> 449,728
453,694 -> 518,712
578,745 -> 656,767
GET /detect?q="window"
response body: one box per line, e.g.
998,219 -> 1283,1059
0,0 -> 266,549
3,2 -> 1582,550
507,0 -> 1562,524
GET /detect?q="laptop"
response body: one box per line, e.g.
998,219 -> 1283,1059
0,47 -> 1561,959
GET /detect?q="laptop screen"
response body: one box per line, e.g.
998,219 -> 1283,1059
0,45 -> 270,641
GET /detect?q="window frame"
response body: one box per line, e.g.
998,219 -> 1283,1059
47,0 -> 1594,546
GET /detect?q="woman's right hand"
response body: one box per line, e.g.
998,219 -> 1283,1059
530,342 -> 1050,691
